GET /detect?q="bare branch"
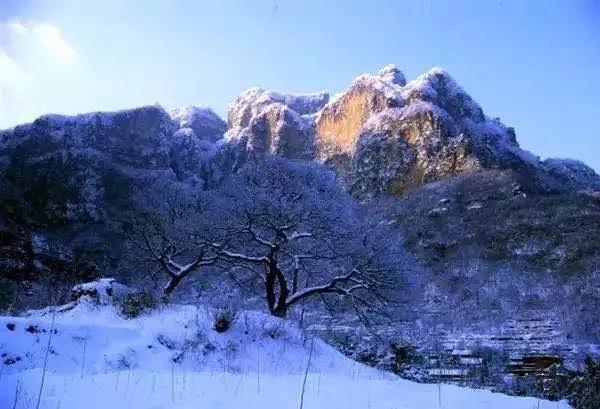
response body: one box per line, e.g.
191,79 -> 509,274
285,231 -> 313,241
285,268 -> 368,308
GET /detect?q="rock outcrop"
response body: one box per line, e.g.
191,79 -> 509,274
314,66 -> 542,196
0,104 -> 229,223
71,278 -> 132,306
169,106 -> 226,143
0,106 -> 175,225
226,65 -> 570,197
225,88 -> 328,160
314,70 -> 401,167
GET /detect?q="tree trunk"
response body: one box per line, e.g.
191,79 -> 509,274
273,268 -> 289,317
265,268 -> 277,314
265,251 -> 289,317
164,274 -> 185,296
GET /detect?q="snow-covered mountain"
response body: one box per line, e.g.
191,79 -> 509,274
0,65 -> 599,406
226,64 -> 600,197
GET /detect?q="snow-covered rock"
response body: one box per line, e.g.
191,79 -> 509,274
225,88 -> 326,159
279,92 -> 330,115
377,63 -> 407,86
70,278 -> 132,305
292,65 -> 546,196
227,88 -> 328,131
221,64 -> 598,197
401,67 -> 485,122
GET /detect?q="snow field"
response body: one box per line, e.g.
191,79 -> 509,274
0,302 -> 571,409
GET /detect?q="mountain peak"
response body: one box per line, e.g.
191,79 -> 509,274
169,106 -> 226,142
376,64 -> 407,86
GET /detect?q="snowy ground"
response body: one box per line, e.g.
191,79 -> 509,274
0,302 -> 571,409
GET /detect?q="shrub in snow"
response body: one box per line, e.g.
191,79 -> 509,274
560,357 -> 600,409
224,339 -> 239,362
156,333 -> 178,350
213,308 -> 237,333
119,291 -> 157,319
470,348 -> 510,389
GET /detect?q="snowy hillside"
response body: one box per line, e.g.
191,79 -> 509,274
0,301 -> 570,409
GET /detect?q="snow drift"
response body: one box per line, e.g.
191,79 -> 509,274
0,300 -> 571,408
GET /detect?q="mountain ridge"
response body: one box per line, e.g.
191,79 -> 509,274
224,64 -> 600,196
3,64 -> 598,195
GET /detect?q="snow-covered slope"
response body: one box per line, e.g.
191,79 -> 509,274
0,302 -> 570,408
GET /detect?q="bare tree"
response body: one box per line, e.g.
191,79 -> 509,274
125,157 -> 402,318
207,216 -> 391,318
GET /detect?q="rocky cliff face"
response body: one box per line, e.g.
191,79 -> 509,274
344,67 -> 539,197
227,65 -> 599,197
169,106 -> 226,143
225,88 -> 328,160
0,107 -> 171,227
314,66 -> 402,166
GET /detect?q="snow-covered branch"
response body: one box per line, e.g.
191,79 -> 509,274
285,231 -> 313,241
247,227 -> 277,248
159,253 -> 217,295
285,268 -> 368,308
211,242 -> 270,263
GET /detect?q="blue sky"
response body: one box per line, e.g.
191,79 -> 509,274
0,0 -> 598,170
